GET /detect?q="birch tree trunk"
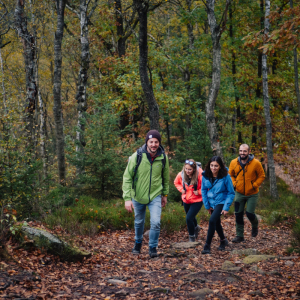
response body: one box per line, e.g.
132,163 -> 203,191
53,0 -> 66,185
262,0 -> 278,199
14,0 -> 37,144
134,0 -> 160,130
205,0 -> 231,157
75,0 -> 90,174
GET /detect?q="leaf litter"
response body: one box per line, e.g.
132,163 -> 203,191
0,216 -> 299,299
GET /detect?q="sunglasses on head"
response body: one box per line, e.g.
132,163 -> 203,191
185,160 -> 194,165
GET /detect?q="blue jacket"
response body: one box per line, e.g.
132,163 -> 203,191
201,172 -> 235,211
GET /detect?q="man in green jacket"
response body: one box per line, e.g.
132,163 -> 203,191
122,130 -> 169,258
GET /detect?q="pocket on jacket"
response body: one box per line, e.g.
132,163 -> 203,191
235,180 -> 244,193
251,181 -> 257,191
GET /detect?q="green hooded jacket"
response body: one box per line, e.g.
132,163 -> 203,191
122,145 -> 169,204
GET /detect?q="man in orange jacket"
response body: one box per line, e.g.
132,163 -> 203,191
229,144 -> 265,242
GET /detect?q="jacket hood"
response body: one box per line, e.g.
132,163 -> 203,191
238,153 -> 254,165
141,143 -> 164,156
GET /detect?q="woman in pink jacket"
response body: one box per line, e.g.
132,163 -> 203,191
174,159 -> 203,242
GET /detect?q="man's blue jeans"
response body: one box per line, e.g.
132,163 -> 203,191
132,195 -> 162,248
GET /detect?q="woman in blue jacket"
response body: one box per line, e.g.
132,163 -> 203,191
201,156 -> 235,254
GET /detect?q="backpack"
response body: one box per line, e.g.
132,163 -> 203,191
130,147 -> 166,190
181,162 -> 202,192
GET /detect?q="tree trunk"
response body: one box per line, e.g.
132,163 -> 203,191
75,0 -> 93,175
205,0 -> 231,157
14,0 -> 37,144
134,0 -> 159,130
53,0 -> 66,185
115,0 -> 126,57
0,39 -> 7,115
262,0 -> 278,199
229,3 -> 241,153
289,0 -> 300,126
37,90 -> 47,179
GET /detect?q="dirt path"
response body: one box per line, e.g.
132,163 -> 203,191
1,216 -> 299,299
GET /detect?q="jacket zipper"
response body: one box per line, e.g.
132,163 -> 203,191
148,162 -> 153,204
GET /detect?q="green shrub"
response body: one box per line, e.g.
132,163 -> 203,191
257,177 -> 300,223
44,197 -> 211,236
67,97 -> 134,199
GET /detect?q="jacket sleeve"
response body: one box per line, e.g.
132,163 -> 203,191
201,178 -> 211,210
197,168 -> 203,195
162,155 -> 170,196
223,175 -> 235,211
252,161 -> 266,189
174,172 -> 183,193
122,152 -> 137,202
228,161 -> 237,188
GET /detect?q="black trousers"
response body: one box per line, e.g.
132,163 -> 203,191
183,202 -> 203,236
205,204 -> 225,245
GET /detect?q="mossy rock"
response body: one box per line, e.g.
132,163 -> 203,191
243,255 -> 276,264
21,226 -> 91,261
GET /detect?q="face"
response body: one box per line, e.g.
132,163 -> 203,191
147,138 -> 159,153
239,145 -> 250,160
184,165 -> 194,177
210,161 -> 220,176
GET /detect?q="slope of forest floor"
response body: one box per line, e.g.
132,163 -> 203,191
0,216 -> 299,300
275,149 -> 300,194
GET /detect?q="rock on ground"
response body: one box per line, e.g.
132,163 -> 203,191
243,254 -> 276,264
21,226 -> 91,261
231,248 -> 260,256
172,242 -> 201,249
190,288 -> 213,299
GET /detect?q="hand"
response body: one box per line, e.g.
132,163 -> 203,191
125,201 -> 134,213
221,210 -> 228,216
208,208 -> 213,215
161,196 -> 167,208
193,190 -> 199,195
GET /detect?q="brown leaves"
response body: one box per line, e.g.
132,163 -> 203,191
0,218 -> 299,299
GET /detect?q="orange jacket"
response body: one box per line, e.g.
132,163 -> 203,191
174,169 -> 203,204
228,155 -> 265,196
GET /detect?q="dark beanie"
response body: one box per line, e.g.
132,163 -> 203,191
145,130 -> 161,144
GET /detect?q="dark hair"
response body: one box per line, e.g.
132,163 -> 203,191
204,156 -> 228,179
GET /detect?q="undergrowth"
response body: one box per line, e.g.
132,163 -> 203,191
44,196 -> 212,236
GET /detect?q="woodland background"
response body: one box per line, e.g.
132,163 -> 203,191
1,0 -> 300,249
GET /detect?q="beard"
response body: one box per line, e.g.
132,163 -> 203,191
239,154 -> 248,161
148,146 -> 158,153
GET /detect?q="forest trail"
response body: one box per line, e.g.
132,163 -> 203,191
275,149 -> 300,194
0,216 -> 299,299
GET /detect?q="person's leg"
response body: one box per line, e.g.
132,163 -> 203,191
214,204 -> 225,241
205,206 -> 223,245
245,193 -> 259,236
132,199 -> 147,243
148,195 -> 162,248
234,192 -> 246,238
183,202 -> 203,237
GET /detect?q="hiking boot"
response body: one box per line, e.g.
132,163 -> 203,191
252,227 -> 258,237
232,236 -> 245,243
189,235 -> 196,242
149,247 -> 158,258
132,242 -> 142,254
194,225 -> 201,239
201,243 -> 211,254
217,238 -> 229,251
